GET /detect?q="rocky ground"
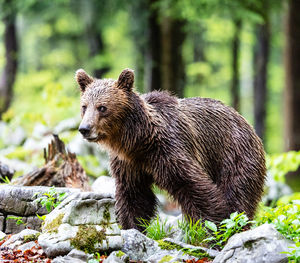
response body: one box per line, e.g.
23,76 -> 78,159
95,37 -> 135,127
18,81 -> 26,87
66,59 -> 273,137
0,185 -> 296,263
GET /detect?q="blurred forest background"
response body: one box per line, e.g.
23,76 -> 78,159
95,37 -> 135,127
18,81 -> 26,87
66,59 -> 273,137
0,0 -> 300,189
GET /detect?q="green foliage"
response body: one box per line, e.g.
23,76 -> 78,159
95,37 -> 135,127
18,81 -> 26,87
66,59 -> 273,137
3,145 -> 44,174
4,147 -> 32,161
255,203 -> 300,244
255,202 -> 300,261
178,217 -> 208,246
33,186 -> 67,213
115,251 -> 125,257
204,212 -> 251,249
0,176 -> 11,184
77,155 -> 108,178
277,193 -> 300,206
9,70 -> 79,131
88,252 -> 106,263
7,216 -> 26,226
0,0 -> 288,156
0,0 -> 36,19
267,151 -> 300,183
138,216 -> 173,240
284,242 -> 300,263
178,212 -> 251,249
156,0 -> 265,22
36,214 -> 46,221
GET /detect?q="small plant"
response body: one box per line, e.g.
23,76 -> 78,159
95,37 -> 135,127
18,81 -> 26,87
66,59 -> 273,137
178,212 -> 251,249
204,212 -> 251,249
36,214 -> 46,221
178,217 -> 208,246
138,216 -> 173,240
267,151 -> 300,183
33,186 -> 67,213
255,202 -> 300,244
7,216 -> 26,226
0,176 -> 11,184
255,202 -> 300,261
283,242 -> 300,263
88,252 -> 107,263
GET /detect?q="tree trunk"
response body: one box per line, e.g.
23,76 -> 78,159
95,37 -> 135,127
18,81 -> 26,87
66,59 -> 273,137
127,0 -> 147,92
87,31 -> 109,78
285,0 -> 300,152
0,11 -> 18,118
145,0 -> 162,92
231,19 -> 242,112
253,21 -> 270,142
284,0 -> 300,188
193,25 -> 206,62
144,0 -> 186,97
81,0 -> 109,78
161,17 -> 186,98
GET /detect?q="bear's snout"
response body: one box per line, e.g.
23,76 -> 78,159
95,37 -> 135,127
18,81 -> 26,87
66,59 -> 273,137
78,124 -> 91,137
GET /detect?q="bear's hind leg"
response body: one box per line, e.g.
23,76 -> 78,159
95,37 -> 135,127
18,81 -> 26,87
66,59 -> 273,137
156,159 -> 231,223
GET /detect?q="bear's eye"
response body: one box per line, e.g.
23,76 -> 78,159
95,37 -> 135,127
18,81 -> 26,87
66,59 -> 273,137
97,106 -> 107,113
82,106 -> 87,114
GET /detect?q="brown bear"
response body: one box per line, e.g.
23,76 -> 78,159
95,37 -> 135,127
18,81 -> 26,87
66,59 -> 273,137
76,68 -> 266,230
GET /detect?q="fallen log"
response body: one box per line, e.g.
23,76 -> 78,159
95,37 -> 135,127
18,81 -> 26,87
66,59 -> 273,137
14,134 -> 90,191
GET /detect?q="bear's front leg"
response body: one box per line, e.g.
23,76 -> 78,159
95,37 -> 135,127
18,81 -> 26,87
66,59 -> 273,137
110,157 -> 157,231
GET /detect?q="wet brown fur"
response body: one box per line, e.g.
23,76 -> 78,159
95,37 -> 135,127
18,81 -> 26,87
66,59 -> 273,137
76,68 -> 266,230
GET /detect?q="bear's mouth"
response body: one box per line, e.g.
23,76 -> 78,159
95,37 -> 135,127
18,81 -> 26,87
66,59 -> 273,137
86,137 -> 98,142
86,133 -> 106,142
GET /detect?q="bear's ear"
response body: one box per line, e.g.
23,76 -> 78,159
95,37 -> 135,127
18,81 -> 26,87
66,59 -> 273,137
75,69 -> 94,93
116,68 -> 134,92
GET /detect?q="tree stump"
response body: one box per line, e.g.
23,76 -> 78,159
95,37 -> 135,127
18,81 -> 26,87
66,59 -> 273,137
14,134 -> 90,191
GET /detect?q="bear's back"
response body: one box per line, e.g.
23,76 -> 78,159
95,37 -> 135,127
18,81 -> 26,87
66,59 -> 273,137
142,91 -> 264,185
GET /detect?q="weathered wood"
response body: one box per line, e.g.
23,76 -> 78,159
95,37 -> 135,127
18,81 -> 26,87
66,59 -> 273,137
14,134 -> 90,191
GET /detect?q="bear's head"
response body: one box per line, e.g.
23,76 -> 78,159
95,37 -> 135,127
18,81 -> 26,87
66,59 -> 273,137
75,68 -> 134,143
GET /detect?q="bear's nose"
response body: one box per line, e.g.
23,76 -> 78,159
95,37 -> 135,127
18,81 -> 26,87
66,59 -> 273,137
78,125 -> 91,137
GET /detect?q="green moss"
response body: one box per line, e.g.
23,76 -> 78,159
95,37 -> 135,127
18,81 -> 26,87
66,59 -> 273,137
70,225 -> 106,254
115,250 -> 125,257
103,203 -> 111,222
158,240 -> 182,251
100,203 -> 112,228
159,255 -> 173,263
43,213 -> 64,233
158,240 -> 210,258
23,232 -> 40,242
181,247 -> 210,258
